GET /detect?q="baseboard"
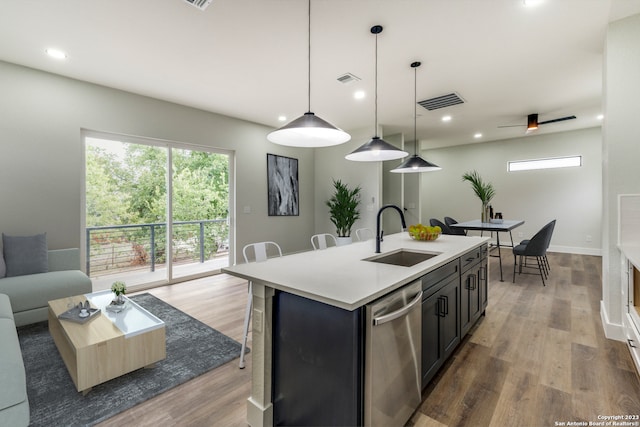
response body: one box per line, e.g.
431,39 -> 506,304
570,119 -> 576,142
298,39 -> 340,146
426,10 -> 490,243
548,245 -> 602,256
600,300 -> 626,342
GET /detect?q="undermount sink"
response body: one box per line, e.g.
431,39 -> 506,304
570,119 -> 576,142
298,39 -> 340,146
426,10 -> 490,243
364,249 -> 441,267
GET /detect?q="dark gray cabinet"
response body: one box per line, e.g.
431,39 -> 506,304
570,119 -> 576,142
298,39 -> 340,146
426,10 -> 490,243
272,244 -> 489,424
421,259 -> 460,388
460,244 -> 488,336
273,291 -> 364,426
421,273 -> 460,387
424,244 -> 488,388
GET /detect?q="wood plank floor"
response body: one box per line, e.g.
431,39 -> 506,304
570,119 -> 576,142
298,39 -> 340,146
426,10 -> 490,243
96,253 -> 640,427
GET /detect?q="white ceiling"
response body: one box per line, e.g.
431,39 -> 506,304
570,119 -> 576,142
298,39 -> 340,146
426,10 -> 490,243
1,0 -> 639,149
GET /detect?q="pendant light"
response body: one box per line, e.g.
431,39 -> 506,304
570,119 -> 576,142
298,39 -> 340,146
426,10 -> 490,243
345,25 -> 408,162
267,0 -> 350,147
391,62 -> 441,173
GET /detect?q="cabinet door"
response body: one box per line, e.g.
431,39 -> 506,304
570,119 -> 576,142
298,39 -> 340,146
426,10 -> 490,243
440,277 -> 460,359
273,292 -> 364,426
479,257 -> 488,312
460,268 -> 473,335
422,290 -> 443,388
421,276 -> 461,388
469,264 -> 481,322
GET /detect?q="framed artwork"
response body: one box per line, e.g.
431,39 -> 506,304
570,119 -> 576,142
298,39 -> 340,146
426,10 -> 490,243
267,154 -> 299,216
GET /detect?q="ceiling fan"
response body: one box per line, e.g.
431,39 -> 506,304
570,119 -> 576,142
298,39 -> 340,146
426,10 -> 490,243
498,113 -> 577,131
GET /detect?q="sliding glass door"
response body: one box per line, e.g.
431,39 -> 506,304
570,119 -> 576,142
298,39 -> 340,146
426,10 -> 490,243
170,147 -> 230,281
83,132 -> 231,291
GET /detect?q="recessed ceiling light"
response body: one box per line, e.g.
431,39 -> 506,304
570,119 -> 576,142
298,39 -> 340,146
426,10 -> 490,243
354,90 -> 366,100
474,133 -> 483,139
597,114 -> 604,120
45,48 -> 67,60
523,0 -> 543,7
442,115 -> 452,122
278,115 -> 287,122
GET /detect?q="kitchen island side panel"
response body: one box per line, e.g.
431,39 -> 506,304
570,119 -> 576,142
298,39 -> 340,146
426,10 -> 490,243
273,291 -> 364,426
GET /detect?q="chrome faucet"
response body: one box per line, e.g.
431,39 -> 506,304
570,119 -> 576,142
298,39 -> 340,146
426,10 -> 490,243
376,204 -> 407,253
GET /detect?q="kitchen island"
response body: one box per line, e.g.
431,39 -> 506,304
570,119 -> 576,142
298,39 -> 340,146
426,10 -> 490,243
223,232 -> 489,427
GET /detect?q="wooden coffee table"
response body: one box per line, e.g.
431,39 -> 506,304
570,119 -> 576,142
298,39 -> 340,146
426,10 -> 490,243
48,290 -> 166,393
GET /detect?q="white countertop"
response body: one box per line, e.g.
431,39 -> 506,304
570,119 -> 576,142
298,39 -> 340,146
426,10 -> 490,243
223,233 -> 489,311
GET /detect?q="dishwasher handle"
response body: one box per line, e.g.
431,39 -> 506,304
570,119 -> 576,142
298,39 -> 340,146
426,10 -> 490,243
373,290 -> 423,326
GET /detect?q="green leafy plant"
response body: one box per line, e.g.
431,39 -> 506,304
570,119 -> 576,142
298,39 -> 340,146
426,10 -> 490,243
462,170 -> 495,205
326,179 -> 361,238
111,281 -> 127,296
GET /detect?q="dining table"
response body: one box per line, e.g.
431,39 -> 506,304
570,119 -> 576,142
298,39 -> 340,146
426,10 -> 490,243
450,219 -> 525,281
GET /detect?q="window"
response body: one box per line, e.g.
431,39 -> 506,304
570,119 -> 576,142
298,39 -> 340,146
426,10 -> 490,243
508,155 -> 582,172
83,131 -> 233,291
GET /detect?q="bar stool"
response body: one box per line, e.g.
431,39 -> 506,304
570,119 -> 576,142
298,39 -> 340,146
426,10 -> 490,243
239,241 -> 282,368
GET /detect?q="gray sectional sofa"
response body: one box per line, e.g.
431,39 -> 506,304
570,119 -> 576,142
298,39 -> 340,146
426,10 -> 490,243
0,234 -> 92,426
0,248 -> 93,326
0,294 -> 29,426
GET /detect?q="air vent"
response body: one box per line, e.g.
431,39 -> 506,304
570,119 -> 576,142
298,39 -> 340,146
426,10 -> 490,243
418,92 -> 465,111
337,73 -> 361,84
183,0 -> 212,11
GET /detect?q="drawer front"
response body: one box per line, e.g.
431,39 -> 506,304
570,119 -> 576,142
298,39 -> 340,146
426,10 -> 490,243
460,244 -> 488,272
422,259 -> 459,294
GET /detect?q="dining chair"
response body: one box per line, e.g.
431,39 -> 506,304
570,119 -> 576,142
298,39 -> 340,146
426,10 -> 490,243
239,241 -> 282,368
311,233 -> 338,250
429,218 -> 454,235
355,228 -> 374,242
444,216 -> 466,236
518,219 -> 556,275
512,221 -> 555,286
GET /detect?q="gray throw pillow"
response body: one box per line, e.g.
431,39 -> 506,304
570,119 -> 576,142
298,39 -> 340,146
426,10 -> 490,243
2,233 -> 48,277
0,252 -> 5,278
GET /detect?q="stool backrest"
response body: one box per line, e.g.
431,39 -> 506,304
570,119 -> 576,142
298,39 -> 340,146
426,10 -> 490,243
242,241 -> 282,263
311,233 -> 337,250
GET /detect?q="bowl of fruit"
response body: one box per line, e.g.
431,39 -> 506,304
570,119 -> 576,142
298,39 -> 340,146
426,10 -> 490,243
408,224 -> 441,241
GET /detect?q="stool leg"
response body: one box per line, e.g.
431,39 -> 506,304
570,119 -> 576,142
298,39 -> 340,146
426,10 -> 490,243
239,281 -> 253,369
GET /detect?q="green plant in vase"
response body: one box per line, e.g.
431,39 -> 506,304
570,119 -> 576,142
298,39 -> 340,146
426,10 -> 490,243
111,281 -> 127,305
326,179 -> 361,241
462,170 -> 495,222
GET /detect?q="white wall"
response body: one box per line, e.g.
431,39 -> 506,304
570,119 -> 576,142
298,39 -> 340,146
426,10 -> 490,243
0,60 -> 317,263
602,13 -> 640,335
418,127 -> 602,254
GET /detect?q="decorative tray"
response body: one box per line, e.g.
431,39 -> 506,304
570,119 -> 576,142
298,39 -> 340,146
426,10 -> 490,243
58,302 -> 101,324
106,301 -> 129,313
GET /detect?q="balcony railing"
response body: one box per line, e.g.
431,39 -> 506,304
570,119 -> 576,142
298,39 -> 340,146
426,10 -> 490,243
85,219 -> 229,277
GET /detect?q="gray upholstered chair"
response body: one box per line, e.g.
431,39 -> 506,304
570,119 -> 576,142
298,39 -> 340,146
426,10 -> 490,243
444,216 -> 466,236
512,220 -> 556,286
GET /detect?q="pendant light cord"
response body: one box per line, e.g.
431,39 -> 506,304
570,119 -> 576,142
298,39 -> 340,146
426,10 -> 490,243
413,65 -> 417,156
374,31 -> 378,136
307,0 -> 311,113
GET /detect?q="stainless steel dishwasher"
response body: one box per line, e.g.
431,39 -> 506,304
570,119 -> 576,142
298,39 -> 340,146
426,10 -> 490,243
364,280 -> 422,426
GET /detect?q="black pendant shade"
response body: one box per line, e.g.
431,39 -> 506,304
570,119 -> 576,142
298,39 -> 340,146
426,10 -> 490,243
267,0 -> 350,147
268,112 -> 350,147
391,61 -> 441,173
346,25 -> 408,162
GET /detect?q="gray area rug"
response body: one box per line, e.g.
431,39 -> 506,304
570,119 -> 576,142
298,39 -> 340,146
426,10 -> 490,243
17,293 -> 245,427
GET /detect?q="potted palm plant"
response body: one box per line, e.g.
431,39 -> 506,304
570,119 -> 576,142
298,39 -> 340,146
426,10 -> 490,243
462,170 -> 495,222
326,179 -> 361,245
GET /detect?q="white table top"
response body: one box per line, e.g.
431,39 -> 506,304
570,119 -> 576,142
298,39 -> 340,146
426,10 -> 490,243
86,290 -> 165,338
450,219 -> 524,232
223,233 -> 489,311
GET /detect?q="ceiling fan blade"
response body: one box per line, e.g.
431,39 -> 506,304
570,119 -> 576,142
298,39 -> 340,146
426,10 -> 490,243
539,115 -> 576,125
